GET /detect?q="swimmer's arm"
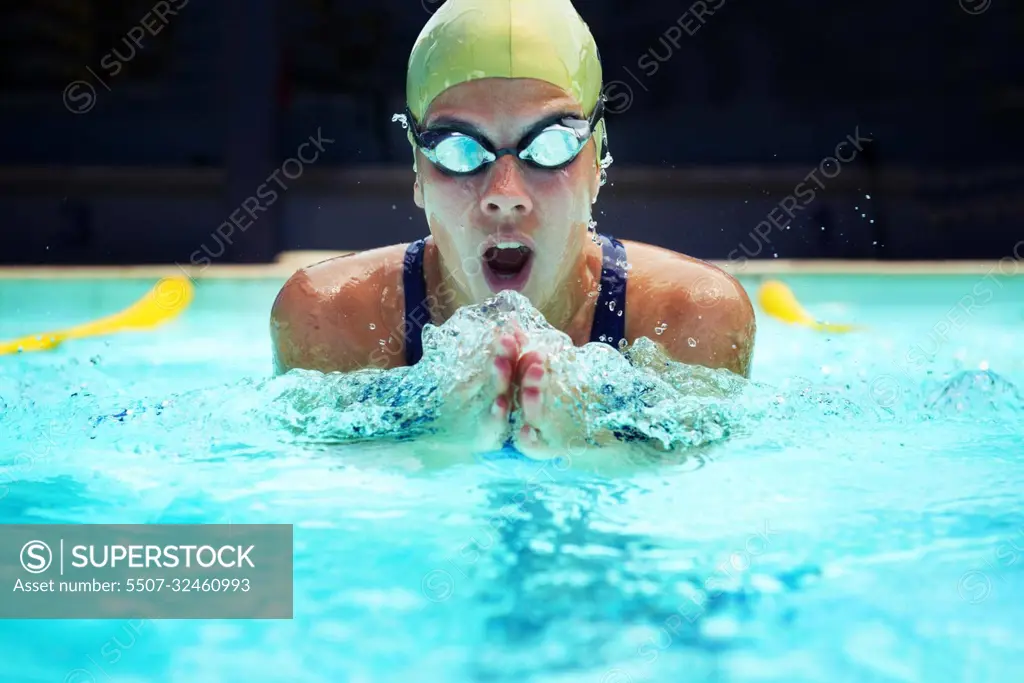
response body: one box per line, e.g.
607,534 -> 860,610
270,268 -> 401,375
654,270 -> 756,378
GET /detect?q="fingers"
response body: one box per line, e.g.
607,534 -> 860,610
493,333 -> 520,395
489,394 -> 510,425
515,349 -> 545,386
493,355 -> 513,395
519,423 -> 542,447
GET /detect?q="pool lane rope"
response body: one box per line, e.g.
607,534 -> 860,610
757,280 -> 863,333
0,276 -> 194,355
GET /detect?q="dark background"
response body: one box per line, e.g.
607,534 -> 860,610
0,0 -> 1021,265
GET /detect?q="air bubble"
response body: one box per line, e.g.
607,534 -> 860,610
369,323 -> 376,330
688,337 -> 697,347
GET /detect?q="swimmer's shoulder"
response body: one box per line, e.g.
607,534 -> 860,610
270,244 -> 411,374
619,240 -> 755,377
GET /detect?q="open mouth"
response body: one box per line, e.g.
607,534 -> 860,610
482,241 -> 534,292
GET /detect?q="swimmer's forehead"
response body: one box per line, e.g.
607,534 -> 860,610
423,79 -> 583,132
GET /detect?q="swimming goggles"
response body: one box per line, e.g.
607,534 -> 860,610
404,97 -> 606,176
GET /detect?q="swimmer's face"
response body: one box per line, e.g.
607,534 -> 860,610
413,78 -> 601,307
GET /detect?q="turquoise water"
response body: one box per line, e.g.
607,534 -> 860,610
1,274 -> 1023,683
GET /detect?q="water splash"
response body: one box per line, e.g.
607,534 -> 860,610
391,112 -> 410,129
924,370 -> 1023,420
14,295 -> 1018,469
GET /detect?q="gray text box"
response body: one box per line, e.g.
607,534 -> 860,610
1,524 -> 292,619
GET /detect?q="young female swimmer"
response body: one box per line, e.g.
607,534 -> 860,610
270,0 -> 755,457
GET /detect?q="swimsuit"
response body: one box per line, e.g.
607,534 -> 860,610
401,233 -> 628,366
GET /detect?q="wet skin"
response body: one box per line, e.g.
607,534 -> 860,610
271,78 -> 756,456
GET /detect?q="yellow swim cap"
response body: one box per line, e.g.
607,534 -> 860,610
406,0 -> 606,165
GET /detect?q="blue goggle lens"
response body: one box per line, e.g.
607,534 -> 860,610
423,124 -> 589,174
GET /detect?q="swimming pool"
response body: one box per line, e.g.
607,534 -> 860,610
1,271 -> 1022,682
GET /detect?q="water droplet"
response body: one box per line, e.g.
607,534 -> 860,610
687,337 -> 697,347
608,300 -> 616,311
369,323 -> 376,330
617,310 -> 623,317
655,322 -> 668,335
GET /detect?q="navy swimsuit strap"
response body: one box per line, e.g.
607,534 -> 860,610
589,233 -> 629,349
402,237 -> 429,366
402,233 -> 628,366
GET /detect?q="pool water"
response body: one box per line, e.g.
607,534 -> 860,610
1,274 -> 1023,683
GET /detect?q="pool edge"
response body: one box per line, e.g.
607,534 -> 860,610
0,254 -> 1020,279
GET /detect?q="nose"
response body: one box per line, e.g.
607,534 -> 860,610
480,156 -> 533,217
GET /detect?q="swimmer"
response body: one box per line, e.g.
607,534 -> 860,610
271,0 -> 755,455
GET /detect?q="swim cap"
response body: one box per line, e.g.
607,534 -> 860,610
406,0 -> 606,166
